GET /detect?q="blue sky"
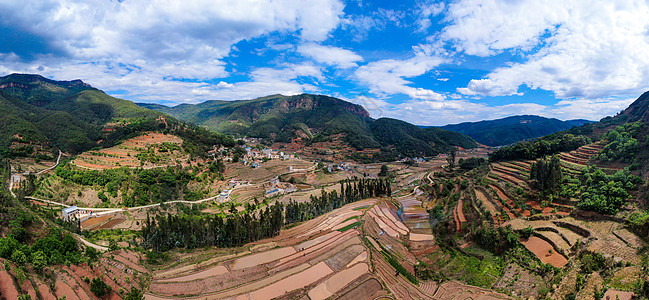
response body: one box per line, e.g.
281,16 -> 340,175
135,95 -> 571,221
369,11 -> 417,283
1,0 -> 649,126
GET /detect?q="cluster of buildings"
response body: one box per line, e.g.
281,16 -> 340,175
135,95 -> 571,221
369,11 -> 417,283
398,157 -> 427,163
242,147 -> 296,168
324,162 -> 352,173
264,177 -> 296,198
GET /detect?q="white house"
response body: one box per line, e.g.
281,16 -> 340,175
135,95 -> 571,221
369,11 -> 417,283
62,206 -> 79,220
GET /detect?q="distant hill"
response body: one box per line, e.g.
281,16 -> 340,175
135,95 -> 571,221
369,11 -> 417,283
0,73 -> 233,157
564,119 -> 594,127
139,94 -> 477,160
439,115 -> 593,146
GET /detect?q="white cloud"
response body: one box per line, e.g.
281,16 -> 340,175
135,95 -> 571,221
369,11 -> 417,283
216,81 -> 233,89
416,1 -> 445,32
444,0 -> 649,100
169,63 -> 323,101
354,53 -> 446,100
0,0 -> 344,100
341,8 -> 406,41
297,43 -> 363,68
371,96 -> 636,126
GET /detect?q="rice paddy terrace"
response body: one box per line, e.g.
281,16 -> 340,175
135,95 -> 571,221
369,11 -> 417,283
142,198 -> 510,300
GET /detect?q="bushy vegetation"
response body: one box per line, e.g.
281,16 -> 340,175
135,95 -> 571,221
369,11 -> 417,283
53,160 -> 225,206
597,122 -> 644,163
0,227 -> 84,272
575,167 -> 641,214
489,133 -> 590,162
458,157 -> 487,170
472,225 -> 519,255
90,277 -> 112,297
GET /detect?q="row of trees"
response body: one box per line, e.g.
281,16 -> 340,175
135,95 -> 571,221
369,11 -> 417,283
141,202 -> 283,251
141,178 -> 391,252
489,133 -> 590,162
285,178 -> 391,224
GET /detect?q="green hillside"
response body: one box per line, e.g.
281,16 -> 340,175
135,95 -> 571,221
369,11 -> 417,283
439,115 -> 592,146
139,94 -> 477,161
0,74 -> 234,158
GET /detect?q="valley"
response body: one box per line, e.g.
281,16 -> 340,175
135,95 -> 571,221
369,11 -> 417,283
0,75 -> 648,300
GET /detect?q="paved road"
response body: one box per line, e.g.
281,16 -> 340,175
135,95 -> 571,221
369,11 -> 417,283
37,150 -> 62,175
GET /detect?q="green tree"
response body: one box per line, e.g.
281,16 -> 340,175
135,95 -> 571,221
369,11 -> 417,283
530,155 -> 562,192
446,148 -> 456,170
378,165 -> 389,177
123,287 -> 145,300
85,246 -> 100,261
108,239 -> 119,251
32,251 -> 47,273
11,250 -> 27,265
90,277 -> 111,297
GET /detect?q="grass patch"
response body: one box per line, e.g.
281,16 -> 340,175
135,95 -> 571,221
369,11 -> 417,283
426,248 -> 502,288
337,221 -> 361,232
342,216 -> 359,222
381,250 -> 418,284
84,229 -> 138,244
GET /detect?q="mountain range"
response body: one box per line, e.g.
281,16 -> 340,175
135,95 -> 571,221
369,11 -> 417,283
439,115 -> 594,146
0,74 -> 232,157
138,94 -> 477,160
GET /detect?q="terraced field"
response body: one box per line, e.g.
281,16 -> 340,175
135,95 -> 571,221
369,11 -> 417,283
0,249 -> 145,300
72,132 -> 186,170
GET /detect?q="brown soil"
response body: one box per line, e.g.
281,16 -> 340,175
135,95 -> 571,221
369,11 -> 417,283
156,265 -> 228,283
323,245 -> 365,271
80,215 -> 111,229
98,218 -> 125,229
231,246 -> 296,270
248,262 -> 334,299
308,262 -> 369,300
520,236 -> 568,267
0,269 -> 19,300
337,278 -> 384,300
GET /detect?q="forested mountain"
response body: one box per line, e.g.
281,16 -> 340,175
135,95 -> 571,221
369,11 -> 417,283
439,115 -> 594,146
139,94 -> 477,160
0,73 -> 234,157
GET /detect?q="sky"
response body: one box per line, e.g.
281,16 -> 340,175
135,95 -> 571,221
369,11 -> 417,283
1,0 -> 649,126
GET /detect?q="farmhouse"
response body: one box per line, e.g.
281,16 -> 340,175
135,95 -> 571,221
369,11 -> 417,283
62,206 -> 79,220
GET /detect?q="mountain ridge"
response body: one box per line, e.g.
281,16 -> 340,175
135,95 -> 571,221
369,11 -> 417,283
138,94 -> 478,161
0,73 -> 233,157
439,115 -> 594,146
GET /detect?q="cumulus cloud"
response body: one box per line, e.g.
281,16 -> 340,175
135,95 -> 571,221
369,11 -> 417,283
297,43 -> 363,68
445,0 -> 649,99
354,53 -> 446,100
0,0 -> 344,100
373,96 -> 636,126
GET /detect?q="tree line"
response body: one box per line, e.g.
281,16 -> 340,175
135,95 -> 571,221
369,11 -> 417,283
141,178 -> 391,252
285,178 -> 391,224
489,133 -> 590,162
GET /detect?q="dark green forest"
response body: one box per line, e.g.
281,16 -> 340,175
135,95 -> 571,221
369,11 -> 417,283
141,178 -> 390,252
